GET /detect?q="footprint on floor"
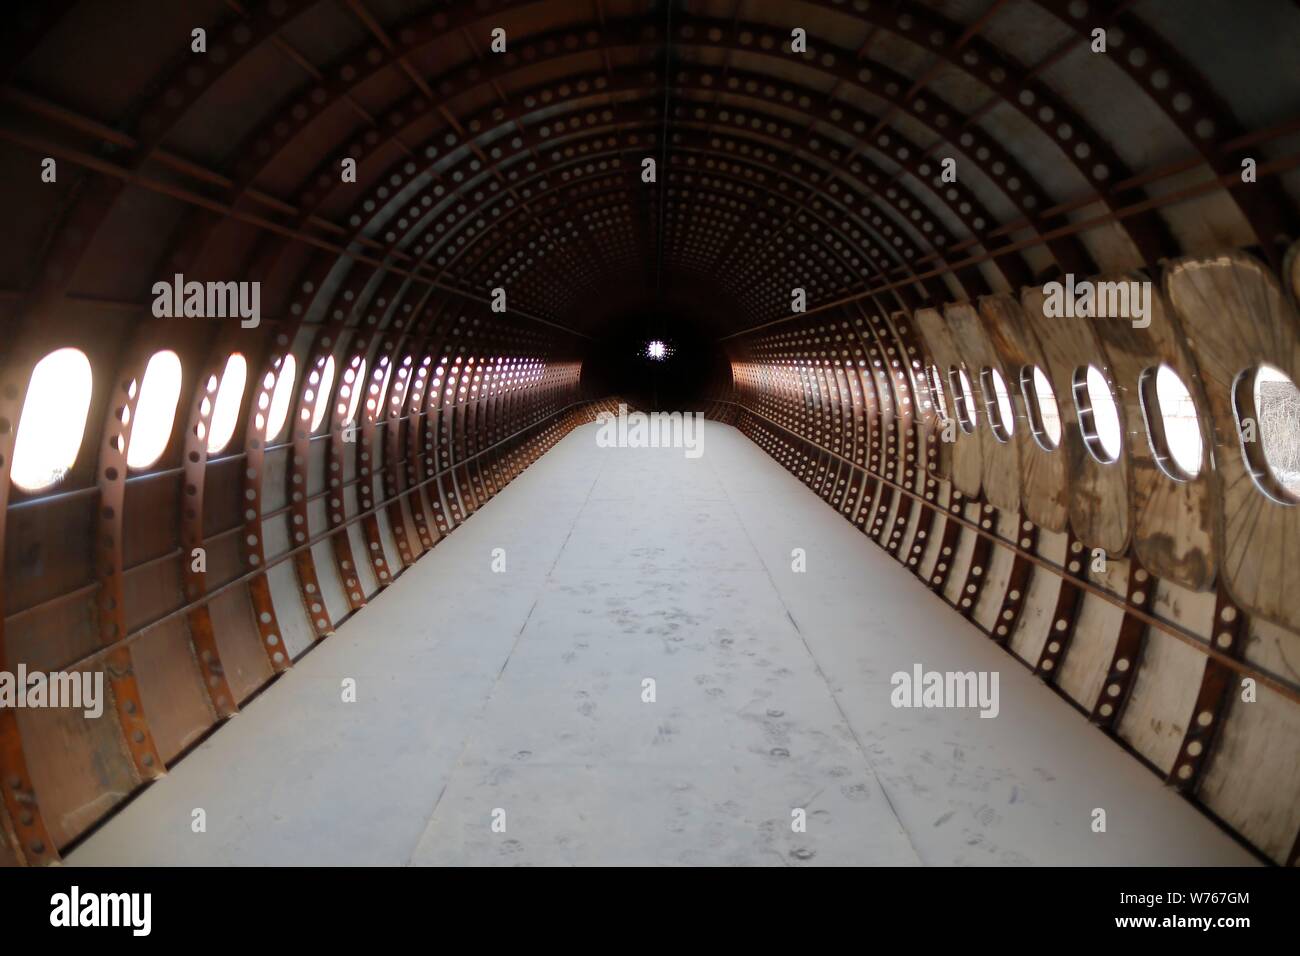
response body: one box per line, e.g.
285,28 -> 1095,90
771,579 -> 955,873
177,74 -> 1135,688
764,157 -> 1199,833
840,782 -> 871,802
973,805 -> 1001,827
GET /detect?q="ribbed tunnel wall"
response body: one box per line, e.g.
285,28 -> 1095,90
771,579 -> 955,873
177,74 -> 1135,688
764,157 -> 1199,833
713,247 -> 1300,866
1,0 -> 1299,865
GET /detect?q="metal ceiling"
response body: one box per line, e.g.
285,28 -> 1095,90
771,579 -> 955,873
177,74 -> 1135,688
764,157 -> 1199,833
3,0 -> 1297,340
2,0 -> 1300,867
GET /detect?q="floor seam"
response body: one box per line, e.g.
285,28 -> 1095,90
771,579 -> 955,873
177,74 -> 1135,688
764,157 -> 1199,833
707,436 -> 927,865
403,438 -> 607,864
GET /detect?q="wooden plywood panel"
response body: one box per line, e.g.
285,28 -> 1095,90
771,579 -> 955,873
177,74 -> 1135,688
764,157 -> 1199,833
1020,283 -> 1132,555
979,295 -> 1070,532
973,510 -> 1017,631
899,495 -> 926,570
942,503 -> 982,606
917,484 -> 950,580
913,307 -> 982,497
1056,593 -> 1123,711
1198,687 -> 1300,864
1242,617 -> 1300,688
1150,577 -> 1217,640
1117,629 -> 1205,774
946,302 -> 1021,513
1088,273 -> 1216,591
1163,253 -> 1300,631
1009,528 -> 1067,666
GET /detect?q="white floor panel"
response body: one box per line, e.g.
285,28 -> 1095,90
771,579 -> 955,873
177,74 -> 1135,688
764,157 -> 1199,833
69,421 -> 1255,866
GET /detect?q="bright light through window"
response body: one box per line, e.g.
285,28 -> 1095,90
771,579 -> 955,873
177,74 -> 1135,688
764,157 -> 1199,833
10,347 -> 93,491
949,366 -> 977,433
342,358 -> 367,425
127,350 -> 183,469
1075,365 -> 1122,463
207,353 -> 247,453
309,355 -> 336,432
647,340 -> 667,361
926,364 -> 948,419
1025,365 -> 1062,449
265,354 -> 297,441
982,367 -> 1015,441
1254,364 -> 1300,498
1142,364 -> 1202,479
368,360 -> 393,422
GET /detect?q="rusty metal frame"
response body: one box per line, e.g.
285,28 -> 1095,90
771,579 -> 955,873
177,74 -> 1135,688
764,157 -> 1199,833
0,358 -> 59,865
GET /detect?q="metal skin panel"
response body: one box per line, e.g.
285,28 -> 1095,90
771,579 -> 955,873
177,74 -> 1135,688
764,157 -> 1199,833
178,327 -> 254,722
0,358 -> 58,865
2,0 -> 1299,870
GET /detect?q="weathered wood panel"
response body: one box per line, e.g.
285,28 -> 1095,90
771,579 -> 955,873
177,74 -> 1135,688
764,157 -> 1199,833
913,307 -> 983,498
1164,253 -> 1300,631
979,294 -> 1070,533
1020,282 -> 1132,556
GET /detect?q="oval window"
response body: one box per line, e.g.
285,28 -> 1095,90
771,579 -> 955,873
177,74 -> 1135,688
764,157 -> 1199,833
1139,364 -> 1202,480
127,350 -> 183,469
1073,365 -> 1123,463
207,353 -> 247,453
392,356 -> 413,416
340,358 -> 367,425
1021,365 -> 1061,450
948,365 -> 977,433
367,359 -> 393,422
1236,364 -> 1300,502
10,347 -> 94,491
926,364 -> 949,421
980,367 -> 1016,442
308,355 -> 336,432
264,354 -> 297,442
